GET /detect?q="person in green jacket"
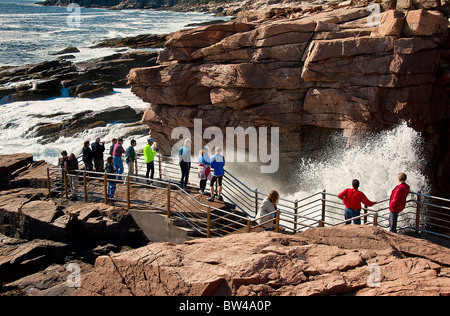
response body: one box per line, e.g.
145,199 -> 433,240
125,139 -> 137,176
143,137 -> 158,182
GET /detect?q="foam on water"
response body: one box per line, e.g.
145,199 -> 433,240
0,89 -> 150,166
286,123 -> 430,201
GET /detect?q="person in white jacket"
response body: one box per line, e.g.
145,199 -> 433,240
257,190 -> 280,230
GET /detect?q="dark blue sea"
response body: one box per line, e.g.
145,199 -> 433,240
0,0 -> 224,66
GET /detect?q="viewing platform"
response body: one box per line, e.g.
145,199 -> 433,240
47,154 -> 450,244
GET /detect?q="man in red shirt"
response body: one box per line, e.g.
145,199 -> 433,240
338,179 -> 376,225
389,173 -> 410,233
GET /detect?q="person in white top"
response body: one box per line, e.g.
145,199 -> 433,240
257,190 -> 280,230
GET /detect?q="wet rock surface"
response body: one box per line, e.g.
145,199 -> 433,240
0,51 -> 158,104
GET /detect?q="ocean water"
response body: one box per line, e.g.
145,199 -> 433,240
0,0 -> 225,165
0,0 -> 226,66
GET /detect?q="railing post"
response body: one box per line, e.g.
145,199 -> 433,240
207,206 -> 211,238
416,191 -> 422,229
373,213 -> 378,226
47,167 -> 51,198
63,171 -> 68,200
294,200 -> 298,232
166,183 -> 171,218
126,175 -> 131,211
247,218 -> 252,233
254,189 -> 259,215
135,158 -> 138,176
321,189 -> 326,223
158,155 -> 162,179
104,172 -> 108,204
363,206 -> 368,224
83,171 -> 87,203
318,220 -> 324,227
275,210 -> 280,233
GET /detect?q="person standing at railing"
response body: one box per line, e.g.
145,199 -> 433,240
256,190 -> 280,230
198,146 -> 211,195
389,173 -> 410,233
67,153 -> 79,201
208,147 -> 225,202
338,179 -> 376,225
109,138 -> 117,156
143,137 -> 158,183
125,139 -> 137,176
59,150 -> 68,176
91,137 -> 105,172
82,140 -> 94,171
179,139 -> 191,193
112,138 -> 125,181
105,156 -> 117,200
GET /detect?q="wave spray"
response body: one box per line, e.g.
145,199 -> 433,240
288,123 -> 430,201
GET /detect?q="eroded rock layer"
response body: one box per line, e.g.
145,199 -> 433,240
128,3 -> 450,193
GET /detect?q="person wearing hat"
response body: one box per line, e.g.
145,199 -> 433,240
143,137 -> 158,182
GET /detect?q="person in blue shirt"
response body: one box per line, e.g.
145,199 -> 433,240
178,139 -> 191,192
208,147 -> 225,202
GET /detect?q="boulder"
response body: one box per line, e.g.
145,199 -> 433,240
0,51 -> 158,104
377,10 -> 405,37
3,261 -> 93,296
75,226 -> 450,296
29,105 -> 142,144
0,235 -> 67,284
403,9 -> 449,36
0,154 -> 33,180
49,46 -> 80,56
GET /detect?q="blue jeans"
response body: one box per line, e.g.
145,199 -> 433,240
345,208 -> 361,225
107,181 -> 116,199
113,156 -> 124,180
389,212 -> 399,233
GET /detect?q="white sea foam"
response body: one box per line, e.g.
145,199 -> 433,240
285,123 -> 429,201
0,89 -> 150,166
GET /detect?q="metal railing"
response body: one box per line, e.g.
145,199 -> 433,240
49,153 -> 450,240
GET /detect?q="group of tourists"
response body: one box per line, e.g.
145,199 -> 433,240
59,137 -> 141,200
58,136 -> 227,202
178,139 -> 226,202
336,173 -> 410,233
59,137 -> 410,234
257,173 -> 410,234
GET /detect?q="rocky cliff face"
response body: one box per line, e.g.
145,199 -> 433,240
128,2 -> 450,194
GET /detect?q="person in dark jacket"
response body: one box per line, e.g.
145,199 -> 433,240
125,139 -> 137,176
59,150 -> 68,177
66,153 -> 79,200
105,156 -> 117,200
109,138 -> 117,156
82,140 -> 93,171
91,137 -> 105,172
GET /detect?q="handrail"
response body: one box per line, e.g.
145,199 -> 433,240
49,153 -> 450,240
